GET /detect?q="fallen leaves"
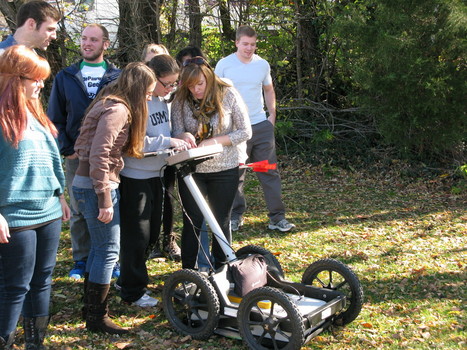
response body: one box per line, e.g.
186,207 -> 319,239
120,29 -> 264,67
42,159 -> 465,350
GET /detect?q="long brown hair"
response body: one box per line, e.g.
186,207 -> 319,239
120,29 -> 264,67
86,62 -> 156,158
174,59 -> 230,131
0,45 -> 55,148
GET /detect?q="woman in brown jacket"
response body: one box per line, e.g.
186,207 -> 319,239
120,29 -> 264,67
72,62 -> 156,334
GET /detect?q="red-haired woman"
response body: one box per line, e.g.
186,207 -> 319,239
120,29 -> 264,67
0,45 -> 70,349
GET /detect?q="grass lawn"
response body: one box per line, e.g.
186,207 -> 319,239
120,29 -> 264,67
11,158 -> 466,349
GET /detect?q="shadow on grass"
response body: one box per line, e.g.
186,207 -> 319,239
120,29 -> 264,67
360,270 -> 466,305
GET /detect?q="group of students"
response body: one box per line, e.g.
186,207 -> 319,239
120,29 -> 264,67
0,1 -> 295,349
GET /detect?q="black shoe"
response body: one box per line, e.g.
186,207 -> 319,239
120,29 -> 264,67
148,247 -> 164,259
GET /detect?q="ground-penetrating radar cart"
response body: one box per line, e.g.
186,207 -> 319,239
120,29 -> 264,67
156,144 -> 364,350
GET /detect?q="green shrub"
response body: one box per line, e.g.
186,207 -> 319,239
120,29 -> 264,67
333,0 -> 466,159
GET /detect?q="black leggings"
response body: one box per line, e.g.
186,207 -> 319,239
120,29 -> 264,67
118,175 -> 163,302
177,167 -> 239,270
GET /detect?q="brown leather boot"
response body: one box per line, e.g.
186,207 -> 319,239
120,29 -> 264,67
23,316 -> 49,350
86,282 -> 129,334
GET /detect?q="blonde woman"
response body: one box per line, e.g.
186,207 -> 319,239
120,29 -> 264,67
141,43 -> 169,63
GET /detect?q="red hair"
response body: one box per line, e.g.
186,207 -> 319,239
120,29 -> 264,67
0,45 -> 55,147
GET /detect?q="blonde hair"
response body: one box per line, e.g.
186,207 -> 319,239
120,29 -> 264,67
141,43 -> 169,62
0,45 -> 55,147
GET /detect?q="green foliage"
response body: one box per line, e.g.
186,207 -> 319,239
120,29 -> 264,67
458,164 -> 467,179
332,0 -> 467,158
202,25 -> 234,64
2,0 -> 464,164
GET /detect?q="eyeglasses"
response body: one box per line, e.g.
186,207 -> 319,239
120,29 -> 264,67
157,77 -> 178,89
21,77 -> 44,85
182,56 -> 210,67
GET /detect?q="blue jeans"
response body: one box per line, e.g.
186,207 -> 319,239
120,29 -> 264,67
0,219 -> 61,339
72,187 -> 120,285
197,221 -> 212,269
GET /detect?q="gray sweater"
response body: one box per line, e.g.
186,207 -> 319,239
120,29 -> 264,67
120,97 -> 171,179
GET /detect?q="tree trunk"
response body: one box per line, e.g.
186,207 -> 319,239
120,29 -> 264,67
0,0 -> 20,32
294,2 -> 303,99
218,0 -> 235,43
293,0 -> 323,101
165,0 -> 178,49
187,0 -> 202,48
117,0 -> 162,65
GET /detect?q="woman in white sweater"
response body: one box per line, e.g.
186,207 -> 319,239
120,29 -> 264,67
171,56 -> 252,270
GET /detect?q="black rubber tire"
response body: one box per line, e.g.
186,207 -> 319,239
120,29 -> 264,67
162,269 -> 220,340
238,286 -> 305,350
236,245 -> 284,278
301,258 -> 363,325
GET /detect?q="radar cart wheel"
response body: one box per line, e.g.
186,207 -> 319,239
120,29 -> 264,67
302,258 -> 363,325
238,286 -> 305,350
162,269 -> 220,339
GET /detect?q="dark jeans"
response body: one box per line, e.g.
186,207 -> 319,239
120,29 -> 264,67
0,219 -> 61,339
118,175 -> 163,302
178,167 -> 238,270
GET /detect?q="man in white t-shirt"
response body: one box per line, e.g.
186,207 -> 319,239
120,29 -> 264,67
215,26 -> 295,232
48,24 -> 121,279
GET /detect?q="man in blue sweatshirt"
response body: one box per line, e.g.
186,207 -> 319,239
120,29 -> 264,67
47,23 -> 121,279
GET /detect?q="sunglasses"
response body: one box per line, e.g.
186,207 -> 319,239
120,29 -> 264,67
182,56 -> 210,67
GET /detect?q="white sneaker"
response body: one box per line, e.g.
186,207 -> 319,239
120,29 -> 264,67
132,293 -> 158,307
268,219 -> 296,232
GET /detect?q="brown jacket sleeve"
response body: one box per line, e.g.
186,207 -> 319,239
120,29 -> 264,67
88,102 -> 130,208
